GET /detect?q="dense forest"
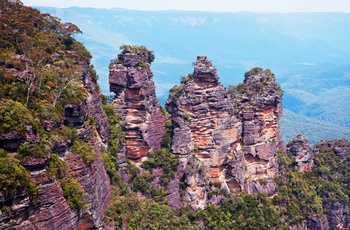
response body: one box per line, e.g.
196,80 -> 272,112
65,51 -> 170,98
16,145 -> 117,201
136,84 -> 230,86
0,1 -> 349,229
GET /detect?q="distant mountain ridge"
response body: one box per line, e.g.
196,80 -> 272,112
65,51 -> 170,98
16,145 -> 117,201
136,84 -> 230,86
36,6 -> 350,143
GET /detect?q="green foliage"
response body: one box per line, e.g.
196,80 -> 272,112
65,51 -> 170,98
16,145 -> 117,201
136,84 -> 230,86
102,103 -> 124,157
101,102 -> 128,194
161,119 -> 172,149
197,193 -> 286,230
0,0 -> 93,112
275,170 -> 324,224
168,84 -> 185,103
183,113 -> 191,122
47,153 -> 67,179
142,148 -> 178,186
181,73 -> 194,84
105,195 -> 197,230
59,178 -> 86,210
138,61 -> 149,70
124,149 -> 177,203
0,99 -> 34,133
0,153 -> 30,196
34,101 -> 61,123
71,140 -> 95,165
18,137 -> 51,158
28,181 -> 38,202
89,64 -> 98,81
120,45 -> 153,56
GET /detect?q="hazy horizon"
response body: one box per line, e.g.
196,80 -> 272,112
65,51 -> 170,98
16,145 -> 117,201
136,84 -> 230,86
22,0 -> 350,13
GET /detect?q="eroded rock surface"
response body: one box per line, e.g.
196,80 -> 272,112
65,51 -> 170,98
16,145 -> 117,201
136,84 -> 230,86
287,134 -> 314,172
166,56 -> 284,208
109,47 -> 166,160
234,67 -> 284,195
0,60 -> 111,230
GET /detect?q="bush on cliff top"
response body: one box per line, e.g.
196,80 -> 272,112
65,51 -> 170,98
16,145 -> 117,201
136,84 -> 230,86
0,151 -> 30,196
120,45 -> 153,55
0,99 -> 35,133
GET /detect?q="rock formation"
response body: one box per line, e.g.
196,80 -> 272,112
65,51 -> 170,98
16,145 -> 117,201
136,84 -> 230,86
109,46 -> 166,160
0,60 -> 111,229
287,134 -> 314,172
234,67 -> 284,195
165,56 -> 284,208
165,56 -> 243,208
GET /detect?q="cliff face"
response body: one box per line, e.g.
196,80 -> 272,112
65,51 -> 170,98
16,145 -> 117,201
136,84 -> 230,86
165,56 -> 243,208
165,56 -> 283,208
0,60 -> 111,229
109,47 -> 166,160
234,68 -> 284,195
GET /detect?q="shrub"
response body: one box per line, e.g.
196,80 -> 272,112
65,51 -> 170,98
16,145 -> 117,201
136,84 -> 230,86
47,153 -> 67,179
141,148 -> 178,186
71,140 -> 95,164
0,154 -> 30,196
59,178 -> 86,210
0,99 -> 34,133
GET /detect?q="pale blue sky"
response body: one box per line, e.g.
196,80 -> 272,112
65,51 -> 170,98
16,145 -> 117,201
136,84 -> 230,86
21,0 -> 350,13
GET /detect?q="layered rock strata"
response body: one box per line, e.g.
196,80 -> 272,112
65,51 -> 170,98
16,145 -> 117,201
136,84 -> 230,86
109,47 -> 166,160
166,56 -> 243,208
287,134 -> 314,172
0,60 -> 111,230
234,67 -> 284,195
166,56 -> 284,208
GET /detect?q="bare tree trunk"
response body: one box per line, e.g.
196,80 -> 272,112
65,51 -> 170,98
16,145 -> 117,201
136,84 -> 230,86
52,78 -> 78,107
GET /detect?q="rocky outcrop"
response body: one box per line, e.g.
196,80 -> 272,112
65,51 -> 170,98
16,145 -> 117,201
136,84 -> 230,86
234,67 -> 284,195
0,127 -> 39,151
287,134 -> 314,172
0,174 -> 79,230
166,56 -> 284,208
109,46 -> 166,160
314,138 -> 350,160
166,56 -> 243,208
0,60 -> 111,230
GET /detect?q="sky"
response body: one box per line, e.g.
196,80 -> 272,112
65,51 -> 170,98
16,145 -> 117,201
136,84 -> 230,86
21,0 -> 350,13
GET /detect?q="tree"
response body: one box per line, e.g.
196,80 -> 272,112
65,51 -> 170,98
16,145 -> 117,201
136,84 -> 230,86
52,65 -> 79,107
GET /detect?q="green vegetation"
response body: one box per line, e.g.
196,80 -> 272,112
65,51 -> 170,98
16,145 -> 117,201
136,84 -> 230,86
105,194 -> 197,230
1,2 -> 349,229
0,0 -> 100,214
181,73 -> 194,84
71,140 -> 95,165
0,152 -> 30,196
120,45 -> 153,56
142,148 -> 178,186
101,99 -> 125,185
59,178 -> 87,210
274,152 -> 324,225
228,69 -> 283,100
105,146 -> 349,229
0,0 -> 94,111
168,84 -> 185,103
47,153 -> 67,179
0,99 -> 35,133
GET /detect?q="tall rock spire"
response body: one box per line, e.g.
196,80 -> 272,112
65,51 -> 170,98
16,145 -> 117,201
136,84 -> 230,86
109,45 -> 166,160
166,57 -> 284,208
